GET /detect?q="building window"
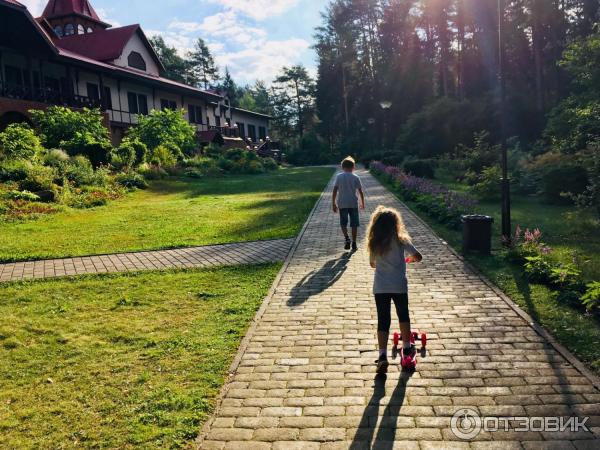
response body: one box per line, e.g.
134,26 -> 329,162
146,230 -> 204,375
54,26 -> 64,37
64,23 -> 75,36
127,92 -> 148,115
248,125 -> 257,142
160,99 -> 177,110
236,122 -> 245,138
127,52 -> 147,71
103,86 -> 113,110
77,24 -> 85,35
215,116 -> 221,127
188,105 -> 203,124
259,126 -> 267,140
86,27 -> 93,33
87,83 -> 100,102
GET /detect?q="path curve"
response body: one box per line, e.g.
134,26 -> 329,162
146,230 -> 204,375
0,239 -> 294,283
198,169 -> 600,449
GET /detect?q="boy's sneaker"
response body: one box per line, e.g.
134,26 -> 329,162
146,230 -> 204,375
352,242 -> 358,251
344,238 -> 351,251
376,356 -> 389,375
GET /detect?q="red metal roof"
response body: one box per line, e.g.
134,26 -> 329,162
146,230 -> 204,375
42,0 -> 101,21
54,24 -> 139,61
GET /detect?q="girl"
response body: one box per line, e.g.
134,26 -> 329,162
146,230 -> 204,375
367,206 -> 423,374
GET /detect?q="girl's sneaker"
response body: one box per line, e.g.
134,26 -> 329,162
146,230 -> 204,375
400,345 -> 417,370
376,356 -> 389,375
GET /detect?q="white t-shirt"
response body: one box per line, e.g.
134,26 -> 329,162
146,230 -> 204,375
371,240 -> 419,294
334,172 -> 363,209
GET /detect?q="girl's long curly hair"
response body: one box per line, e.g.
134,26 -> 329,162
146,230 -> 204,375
367,206 -> 412,257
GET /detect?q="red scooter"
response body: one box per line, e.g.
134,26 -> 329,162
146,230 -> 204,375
393,331 -> 427,369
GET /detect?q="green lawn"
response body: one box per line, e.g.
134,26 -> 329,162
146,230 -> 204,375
0,264 -> 280,449
375,173 -> 600,374
0,167 -> 333,263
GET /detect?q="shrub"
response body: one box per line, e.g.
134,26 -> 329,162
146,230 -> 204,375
127,109 -> 197,158
471,166 -> 502,201
403,159 -> 436,178
524,255 -> 554,284
541,165 -> 588,204
115,172 -> 148,190
372,162 -> 477,229
4,190 -> 40,202
19,164 -> 57,192
582,282 -> 600,312
113,141 -> 136,170
0,123 -> 43,161
205,143 -> 223,159
217,158 -> 235,172
0,160 -> 30,182
62,156 -> 98,187
30,106 -> 110,150
44,149 -> 70,167
149,144 -> 178,168
139,164 -> 168,180
262,157 -> 279,171
62,132 -> 113,168
549,263 -> 582,290
523,152 -> 589,203
455,131 -> 501,173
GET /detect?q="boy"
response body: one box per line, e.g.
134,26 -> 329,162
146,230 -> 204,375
332,157 -> 365,251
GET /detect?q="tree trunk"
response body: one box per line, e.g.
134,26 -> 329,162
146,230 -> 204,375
532,0 -> 545,114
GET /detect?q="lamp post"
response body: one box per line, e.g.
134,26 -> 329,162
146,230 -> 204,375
498,0 -> 511,244
380,101 -> 392,161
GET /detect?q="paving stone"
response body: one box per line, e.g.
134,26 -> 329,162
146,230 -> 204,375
0,239 -> 294,283
198,169 -> 600,449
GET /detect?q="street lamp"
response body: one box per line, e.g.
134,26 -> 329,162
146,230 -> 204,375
498,0 -> 512,244
379,101 -> 393,160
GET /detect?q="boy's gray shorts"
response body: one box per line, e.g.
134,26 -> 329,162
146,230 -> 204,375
339,208 -> 360,228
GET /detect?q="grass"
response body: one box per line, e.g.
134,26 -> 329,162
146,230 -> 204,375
0,167 -> 334,263
0,264 -> 281,449
374,173 -> 600,375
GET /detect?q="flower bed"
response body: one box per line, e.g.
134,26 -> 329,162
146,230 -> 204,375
371,161 -> 478,229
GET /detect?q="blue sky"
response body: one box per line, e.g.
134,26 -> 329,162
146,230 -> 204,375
21,0 -> 325,85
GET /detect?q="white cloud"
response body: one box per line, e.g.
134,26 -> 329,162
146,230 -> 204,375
96,8 -> 121,27
207,0 -> 300,21
18,0 -> 45,16
215,38 -> 310,83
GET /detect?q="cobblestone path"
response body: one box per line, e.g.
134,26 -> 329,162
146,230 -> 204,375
199,169 -> 600,450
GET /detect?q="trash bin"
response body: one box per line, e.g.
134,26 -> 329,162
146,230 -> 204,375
461,215 -> 494,254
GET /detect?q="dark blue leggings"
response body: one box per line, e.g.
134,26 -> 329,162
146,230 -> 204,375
375,293 -> 410,332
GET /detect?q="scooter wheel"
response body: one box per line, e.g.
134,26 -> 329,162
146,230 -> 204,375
393,332 -> 400,347
421,333 -> 427,347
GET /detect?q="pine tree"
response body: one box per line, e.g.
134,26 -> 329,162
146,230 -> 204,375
187,38 -> 220,89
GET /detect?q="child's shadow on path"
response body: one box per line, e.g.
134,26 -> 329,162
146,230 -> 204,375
287,253 -> 352,307
350,370 -> 414,450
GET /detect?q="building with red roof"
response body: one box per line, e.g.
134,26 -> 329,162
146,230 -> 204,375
0,0 -> 270,146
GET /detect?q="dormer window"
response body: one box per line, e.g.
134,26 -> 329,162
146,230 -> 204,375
64,23 -> 75,36
54,25 -> 64,37
86,27 -> 93,34
127,51 -> 147,71
78,24 -> 85,35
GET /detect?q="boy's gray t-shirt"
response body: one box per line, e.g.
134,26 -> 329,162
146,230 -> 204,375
335,172 -> 363,209
372,240 -> 419,294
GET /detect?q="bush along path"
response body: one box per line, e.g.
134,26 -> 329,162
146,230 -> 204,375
198,169 -> 599,449
0,239 -> 293,283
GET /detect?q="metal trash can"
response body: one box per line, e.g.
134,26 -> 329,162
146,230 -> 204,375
461,215 -> 494,254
